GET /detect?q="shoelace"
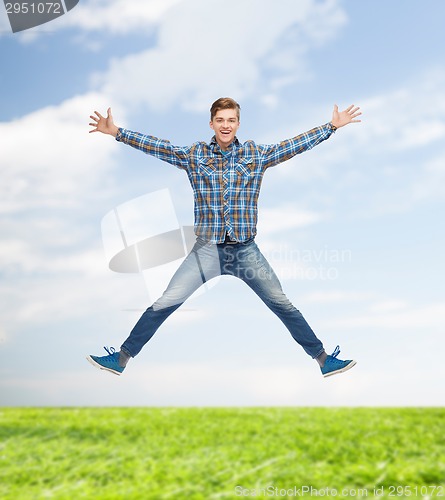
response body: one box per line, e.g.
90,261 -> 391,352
331,345 -> 341,358
104,346 -> 116,356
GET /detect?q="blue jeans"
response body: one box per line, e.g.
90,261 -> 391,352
121,238 -> 324,359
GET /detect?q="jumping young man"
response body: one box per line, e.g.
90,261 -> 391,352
87,98 -> 361,378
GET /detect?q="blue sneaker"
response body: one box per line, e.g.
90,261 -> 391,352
86,346 -> 124,376
321,346 -> 356,378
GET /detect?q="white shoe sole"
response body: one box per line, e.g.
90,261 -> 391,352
86,355 -> 122,376
323,360 -> 357,378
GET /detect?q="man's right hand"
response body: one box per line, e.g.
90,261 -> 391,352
89,107 -> 119,137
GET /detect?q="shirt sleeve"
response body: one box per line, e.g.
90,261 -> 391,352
116,128 -> 189,170
259,122 -> 336,170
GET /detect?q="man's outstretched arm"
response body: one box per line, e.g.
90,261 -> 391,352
88,107 -> 188,170
262,104 -> 362,169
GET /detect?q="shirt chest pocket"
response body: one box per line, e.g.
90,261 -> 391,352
235,157 -> 253,185
197,158 -> 217,177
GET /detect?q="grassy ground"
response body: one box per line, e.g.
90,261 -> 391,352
0,407 -> 444,499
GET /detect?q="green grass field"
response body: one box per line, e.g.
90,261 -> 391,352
1,408 -> 444,499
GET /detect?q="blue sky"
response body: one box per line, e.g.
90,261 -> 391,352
1,0 -> 444,406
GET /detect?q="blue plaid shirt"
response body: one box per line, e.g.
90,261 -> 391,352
116,123 -> 335,243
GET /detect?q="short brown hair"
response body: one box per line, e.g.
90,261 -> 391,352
210,97 -> 241,121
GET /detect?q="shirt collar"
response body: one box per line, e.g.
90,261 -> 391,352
210,136 -> 241,153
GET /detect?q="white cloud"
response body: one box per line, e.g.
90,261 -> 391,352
0,326 -> 7,344
407,151 -> 445,203
325,301 -> 445,330
0,246 -> 137,320
304,290 -> 376,304
368,299 -> 408,314
297,68 -> 445,168
0,92 -> 134,336
0,0 -> 185,39
352,70 -> 445,153
3,358 -> 444,406
62,0 -> 185,34
0,6 -> 10,33
0,92 -> 127,213
262,67 -> 445,217
95,0 -> 347,112
258,205 -> 324,236
0,362 -> 349,405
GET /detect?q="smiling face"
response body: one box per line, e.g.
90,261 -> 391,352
210,108 -> 240,151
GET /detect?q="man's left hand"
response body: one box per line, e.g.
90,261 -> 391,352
331,104 -> 362,128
